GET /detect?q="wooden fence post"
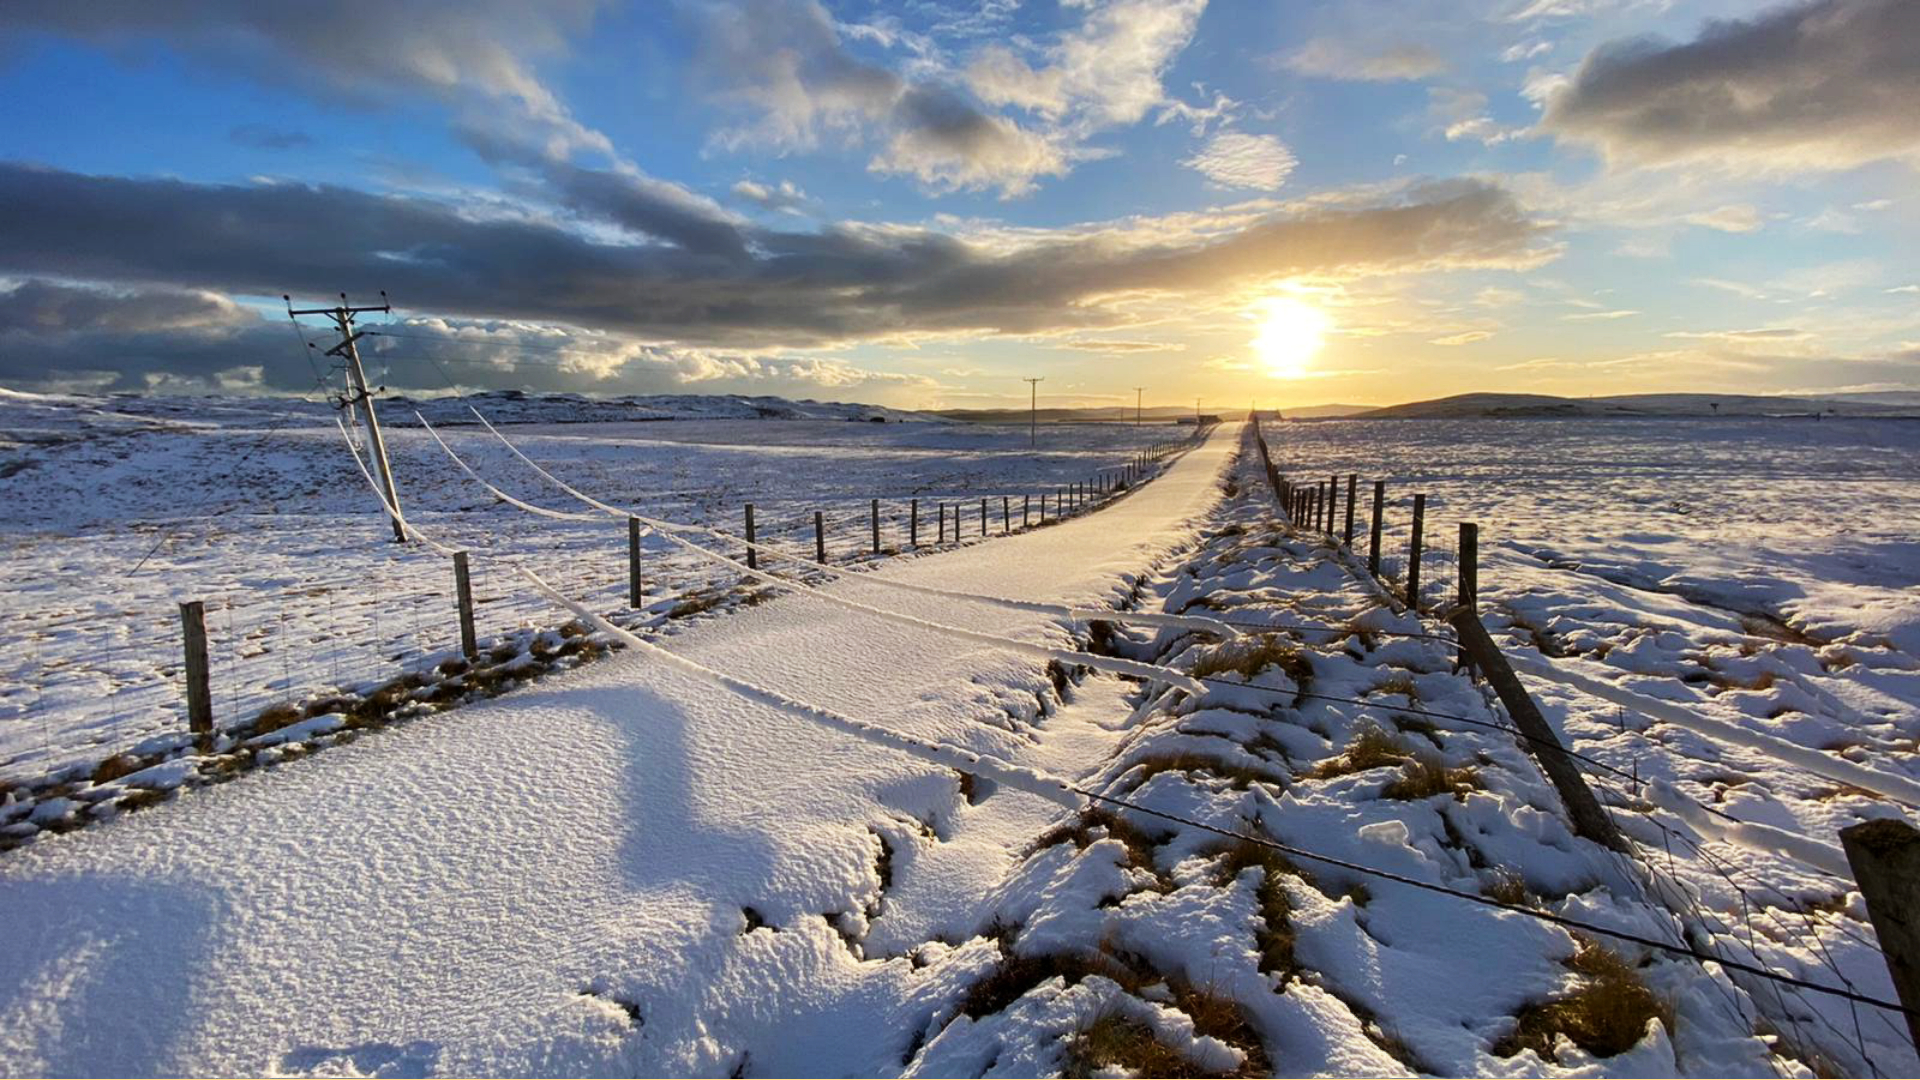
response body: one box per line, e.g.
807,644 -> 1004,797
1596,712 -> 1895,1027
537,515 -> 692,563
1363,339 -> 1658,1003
871,499 -> 881,555
178,600 -> 212,737
629,516 -> 644,608
1002,495 -> 1011,533
1459,521 -> 1478,609
453,550 -> 478,659
1407,493 -> 1426,608
744,503 -> 758,570
1344,474 -> 1357,546
1023,494 -> 1030,527
910,498 -> 919,547
981,497 -> 988,535
1327,473 -> 1338,535
1448,611 -> 1628,853
1840,819 -> 1920,1050
814,510 -> 826,563
1369,481 -> 1385,576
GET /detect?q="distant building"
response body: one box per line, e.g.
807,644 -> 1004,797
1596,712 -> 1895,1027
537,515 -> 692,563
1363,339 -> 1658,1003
1177,414 -> 1223,425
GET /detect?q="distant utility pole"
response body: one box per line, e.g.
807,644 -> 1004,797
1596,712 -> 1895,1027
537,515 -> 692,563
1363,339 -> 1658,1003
1023,376 -> 1045,449
1134,386 -> 1145,426
1195,396 -> 1202,422
288,291 -> 406,541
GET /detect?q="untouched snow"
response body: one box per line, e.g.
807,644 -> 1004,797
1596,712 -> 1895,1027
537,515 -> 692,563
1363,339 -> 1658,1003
0,423 -> 1235,1076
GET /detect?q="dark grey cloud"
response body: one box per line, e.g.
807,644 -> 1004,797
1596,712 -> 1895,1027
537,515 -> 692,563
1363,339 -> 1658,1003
0,162 -> 1550,363
0,0 -> 601,108
1541,0 -> 1920,169
229,124 -> 312,151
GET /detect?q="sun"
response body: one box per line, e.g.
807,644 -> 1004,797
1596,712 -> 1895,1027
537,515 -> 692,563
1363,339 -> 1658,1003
1252,295 -> 1330,378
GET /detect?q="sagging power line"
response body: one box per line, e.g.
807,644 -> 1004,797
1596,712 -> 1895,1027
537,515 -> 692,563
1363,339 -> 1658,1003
288,291 -> 406,541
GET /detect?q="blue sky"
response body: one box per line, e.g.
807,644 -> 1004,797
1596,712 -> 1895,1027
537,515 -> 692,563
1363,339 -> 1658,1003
0,0 -> 1915,409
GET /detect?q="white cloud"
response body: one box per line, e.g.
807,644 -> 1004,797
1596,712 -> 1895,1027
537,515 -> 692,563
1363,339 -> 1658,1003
1181,132 -> 1297,191
1683,204 -> 1763,233
1430,329 -> 1494,345
1283,37 -> 1447,81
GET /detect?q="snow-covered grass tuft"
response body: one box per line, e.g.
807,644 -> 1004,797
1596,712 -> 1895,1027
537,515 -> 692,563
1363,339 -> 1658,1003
1495,936 -> 1675,1064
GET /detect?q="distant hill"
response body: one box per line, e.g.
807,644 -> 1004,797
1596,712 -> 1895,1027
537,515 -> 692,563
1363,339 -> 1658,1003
1351,392 -> 1920,420
1282,403 -> 1372,418
387,390 -> 926,425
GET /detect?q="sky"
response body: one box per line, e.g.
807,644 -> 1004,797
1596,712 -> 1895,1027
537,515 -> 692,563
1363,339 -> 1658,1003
0,0 -> 1915,412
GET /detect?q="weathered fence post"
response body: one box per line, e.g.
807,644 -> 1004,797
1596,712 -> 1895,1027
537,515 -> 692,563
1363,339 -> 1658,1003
1023,494 -> 1031,527
1327,473 -> 1338,535
1448,611 -> 1627,853
1406,493 -> 1426,607
871,499 -> 881,555
814,510 -> 826,563
1459,521 -> 1478,609
744,503 -> 758,570
1344,474 -> 1357,546
453,550 -> 478,659
910,498 -> 920,547
629,516 -> 644,608
1002,495 -> 1011,533
1369,481 -> 1385,576
1840,819 -> 1920,1050
178,600 -> 212,737
981,497 -> 988,535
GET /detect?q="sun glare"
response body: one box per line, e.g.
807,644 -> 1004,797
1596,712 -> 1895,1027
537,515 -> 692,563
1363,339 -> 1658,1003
1252,295 -> 1330,379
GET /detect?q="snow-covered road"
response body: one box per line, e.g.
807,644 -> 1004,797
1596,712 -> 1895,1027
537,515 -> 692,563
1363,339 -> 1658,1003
0,424 -> 1239,1076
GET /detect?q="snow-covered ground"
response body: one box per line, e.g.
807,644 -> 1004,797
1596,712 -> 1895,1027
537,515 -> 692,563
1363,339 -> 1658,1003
2,404 -> 1915,1077
0,389 -> 1184,787
1258,416 -> 1920,1075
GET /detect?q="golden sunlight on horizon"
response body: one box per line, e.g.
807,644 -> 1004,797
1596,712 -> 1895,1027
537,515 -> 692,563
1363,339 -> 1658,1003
1252,294 -> 1331,379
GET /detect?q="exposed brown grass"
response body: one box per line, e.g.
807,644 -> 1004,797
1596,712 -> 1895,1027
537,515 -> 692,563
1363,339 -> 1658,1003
1191,635 -> 1312,687
89,753 -> 147,785
1127,750 -> 1285,792
1495,937 -> 1673,1062
1308,726 -> 1411,780
1380,756 -> 1481,801
1482,868 -> 1534,907
1207,838 -> 1298,977
1030,807 -> 1166,875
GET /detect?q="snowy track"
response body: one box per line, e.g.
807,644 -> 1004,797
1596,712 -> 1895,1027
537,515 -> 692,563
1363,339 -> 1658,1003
0,425 -> 1238,1076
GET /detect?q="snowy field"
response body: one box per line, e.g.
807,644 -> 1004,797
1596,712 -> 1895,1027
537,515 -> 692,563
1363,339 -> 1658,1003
1259,416 -> 1920,1074
0,389 -> 1187,787
1,418 -> 1912,1077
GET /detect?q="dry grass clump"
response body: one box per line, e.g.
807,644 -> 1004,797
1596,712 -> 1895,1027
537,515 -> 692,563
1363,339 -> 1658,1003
1127,750 -> 1285,792
1482,868 -> 1534,907
1495,936 -> 1674,1062
1030,807 -> 1166,874
1062,984 -> 1270,1078
1207,838 -> 1299,977
1190,634 -> 1312,687
1309,726 -> 1410,779
1380,756 -> 1481,801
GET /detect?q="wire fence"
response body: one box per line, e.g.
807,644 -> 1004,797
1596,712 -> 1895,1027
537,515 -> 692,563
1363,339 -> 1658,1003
1,430 -> 1199,794
1246,412 -> 1916,1072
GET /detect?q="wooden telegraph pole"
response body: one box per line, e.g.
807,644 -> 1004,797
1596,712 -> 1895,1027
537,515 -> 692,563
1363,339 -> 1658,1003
288,292 -> 405,541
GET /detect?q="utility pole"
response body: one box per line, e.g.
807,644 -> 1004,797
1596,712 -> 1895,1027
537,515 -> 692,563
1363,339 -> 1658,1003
1133,386 -> 1145,426
288,291 -> 405,541
1023,377 -> 1044,449
1195,396 -> 1202,422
